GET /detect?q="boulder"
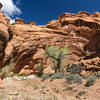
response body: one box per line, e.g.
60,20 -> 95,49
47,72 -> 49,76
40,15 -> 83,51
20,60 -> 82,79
15,19 -> 25,25
92,11 -> 100,17
28,21 -> 37,25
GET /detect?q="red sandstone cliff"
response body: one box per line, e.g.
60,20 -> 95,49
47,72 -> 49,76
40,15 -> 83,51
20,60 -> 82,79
0,3 -> 100,75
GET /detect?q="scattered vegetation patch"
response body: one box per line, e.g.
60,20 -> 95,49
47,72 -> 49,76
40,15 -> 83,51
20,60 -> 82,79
85,75 -> 96,87
66,74 -> 82,84
94,72 -> 100,79
42,73 -> 52,81
66,63 -> 82,74
76,90 -> 87,99
78,90 -> 87,96
50,73 -> 67,81
0,59 -> 15,79
11,73 -> 27,77
36,62 -> 44,77
66,86 -> 75,90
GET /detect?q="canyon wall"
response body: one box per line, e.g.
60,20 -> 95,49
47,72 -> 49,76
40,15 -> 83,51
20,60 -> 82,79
0,4 -> 100,75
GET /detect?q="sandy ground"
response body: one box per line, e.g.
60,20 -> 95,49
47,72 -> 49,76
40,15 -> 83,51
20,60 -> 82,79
0,78 -> 100,100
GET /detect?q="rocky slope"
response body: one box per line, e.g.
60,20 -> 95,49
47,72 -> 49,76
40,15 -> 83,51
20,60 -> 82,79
0,3 -> 100,76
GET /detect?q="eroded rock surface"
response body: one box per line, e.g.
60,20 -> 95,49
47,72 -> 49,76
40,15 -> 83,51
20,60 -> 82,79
0,3 -> 11,68
5,24 -> 87,74
15,19 -> 26,25
1,10 -> 100,75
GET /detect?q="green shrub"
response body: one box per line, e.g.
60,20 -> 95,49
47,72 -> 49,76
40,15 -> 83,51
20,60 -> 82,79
46,46 -> 67,74
85,75 -> 96,87
50,73 -> 67,81
94,72 -> 100,78
37,63 -> 44,77
0,59 -> 14,79
42,72 -> 67,81
42,73 -> 51,81
76,90 -> 87,99
66,74 -> 82,84
78,90 -> 87,96
66,86 -> 75,90
66,64 -> 82,74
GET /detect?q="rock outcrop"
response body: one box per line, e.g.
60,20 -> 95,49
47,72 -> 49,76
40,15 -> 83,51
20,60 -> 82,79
28,21 -> 37,25
3,24 -> 88,74
15,19 -> 25,25
1,8 -> 100,75
0,3 -> 11,68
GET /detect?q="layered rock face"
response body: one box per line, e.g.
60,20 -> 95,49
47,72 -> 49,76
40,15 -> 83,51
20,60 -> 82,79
5,24 -> 86,74
28,21 -> 37,25
15,19 -> 26,25
0,3 -> 11,68
53,11 -> 100,70
47,11 -> 100,59
1,8 -> 100,75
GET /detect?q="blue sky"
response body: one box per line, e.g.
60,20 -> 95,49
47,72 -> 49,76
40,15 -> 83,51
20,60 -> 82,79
1,0 -> 100,25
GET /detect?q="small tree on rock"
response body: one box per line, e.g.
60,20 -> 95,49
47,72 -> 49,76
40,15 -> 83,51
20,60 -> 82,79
37,62 -> 44,77
46,46 -> 67,74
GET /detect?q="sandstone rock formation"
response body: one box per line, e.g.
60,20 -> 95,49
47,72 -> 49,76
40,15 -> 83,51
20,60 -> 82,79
0,3 -> 11,68
28,21 -> 37,25
0,8 -> 100,76
15,19 -> 26,25
46,20 -> 61,30
0,2 -> 2,9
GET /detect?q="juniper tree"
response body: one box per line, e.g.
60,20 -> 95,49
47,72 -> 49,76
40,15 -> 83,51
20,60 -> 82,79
46,46 -> 67,74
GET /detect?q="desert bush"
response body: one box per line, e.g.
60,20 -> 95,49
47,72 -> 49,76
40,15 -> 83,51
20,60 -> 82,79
76,90 -> 87,99
37,62 -> 44,77
94,72 -> 100,79
85,75 -> 96,87
66,86 -> 75,90
66,63 -> 82,74
46,46 -> 67,74
50,73 -> 67,81
42,72 -> 67,81
0,59 -> 14,79
66,74 -> 82,84
42,73 -> 52,81
78,90 -> 87,96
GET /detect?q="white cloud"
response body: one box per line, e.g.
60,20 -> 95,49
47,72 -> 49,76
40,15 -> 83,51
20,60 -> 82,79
10,18 -> 15,24
0,0 -> 22,16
